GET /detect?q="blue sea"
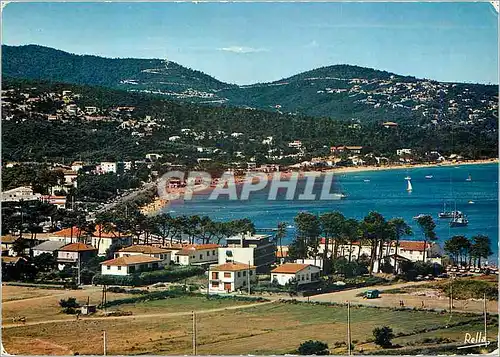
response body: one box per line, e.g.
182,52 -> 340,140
165,163 -> 499,263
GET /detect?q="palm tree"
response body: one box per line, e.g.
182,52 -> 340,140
415,215 -> 437,262
275,222 -> 287,263
388,218 -> 412,274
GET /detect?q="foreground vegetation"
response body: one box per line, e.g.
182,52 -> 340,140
2,287 -> 497,355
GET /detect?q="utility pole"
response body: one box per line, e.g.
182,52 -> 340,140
103,330 -> 107,356
247,261 -> 251,295
192,311 -> 197,356
207,271 -> 210,299
483,293 -> 487,342
77,254 -> 81,286
347,301 -> 351,356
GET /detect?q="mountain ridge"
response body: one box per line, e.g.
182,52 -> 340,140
2,44 -> 498,125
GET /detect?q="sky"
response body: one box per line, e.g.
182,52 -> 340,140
2,2 -> 498,85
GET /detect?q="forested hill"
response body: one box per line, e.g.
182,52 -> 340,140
2,77 -> 497,163
2,44 -> 233,93
2,44 -> 498,126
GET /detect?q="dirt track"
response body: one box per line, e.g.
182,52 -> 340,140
2,301 -> 273,328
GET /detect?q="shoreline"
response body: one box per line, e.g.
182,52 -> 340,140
324,158 -> 498,175
145,158 -> 498,215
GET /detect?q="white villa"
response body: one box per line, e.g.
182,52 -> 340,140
209,262 -> 257,293
271,263 -> 321,286
101,255 -> 162,276
116,245 -> 171,266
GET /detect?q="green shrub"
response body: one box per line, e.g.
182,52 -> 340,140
372,326 -> 395,348
297,340 -> 330,355
59,297 -> 79,308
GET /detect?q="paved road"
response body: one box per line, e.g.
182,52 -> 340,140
90,182 -> 157,217
2,301 -> 273,329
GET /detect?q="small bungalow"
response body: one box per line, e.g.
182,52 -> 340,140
100,255 -> 162,276
271,263 -> 321,286
116,245 -> 171,266
209,262 -> 257,293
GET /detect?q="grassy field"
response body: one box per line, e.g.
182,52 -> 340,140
3,291 -> 497,355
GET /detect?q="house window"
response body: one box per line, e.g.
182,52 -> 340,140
250,271 -> 253,276
212,281 -> 219,288
207,251 -> 210,256
237,272 -> 241,277
129,266 -> 135,273
212,272 -> 219,279
224,272 -> 231,278
301,275 -> 305,281
243,271 -> 247,277
226,250 -> 233,257
107,266 -> 110,270
118,266 -> 122,270
199,254 -> 203,259
212,250 -> 216,255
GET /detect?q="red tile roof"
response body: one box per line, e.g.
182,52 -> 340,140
118,245 -> 170,254
60,243 -> 97,252
177,244 -> 219,255
210,262 -> 255,272
101,255 -> 161,266
271,263 -> 311,274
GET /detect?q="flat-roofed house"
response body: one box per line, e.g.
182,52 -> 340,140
116,245 -> 171,266
209,262 -> 257,293
101,255 -> 162,276
219,233 -> 276,273
32,240 -> 67,257
271,263 -> 321,286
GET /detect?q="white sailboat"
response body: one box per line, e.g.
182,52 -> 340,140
406,178 -> 413,192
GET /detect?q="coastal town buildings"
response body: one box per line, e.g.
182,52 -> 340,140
1,186 -> 42,202
209,262 -> 257,293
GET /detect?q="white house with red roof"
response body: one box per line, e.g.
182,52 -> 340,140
208,262 -> 256,293
101,255 -> 162,276
271,263 -> 321,286
172,244 -> 219,266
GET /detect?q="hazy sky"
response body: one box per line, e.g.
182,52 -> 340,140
2,2 -> 498,85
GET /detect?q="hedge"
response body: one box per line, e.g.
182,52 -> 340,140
93,265 -> 205,286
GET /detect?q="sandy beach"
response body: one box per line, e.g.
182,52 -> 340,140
143,158 -> 498,215
324,158 -> 498,175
